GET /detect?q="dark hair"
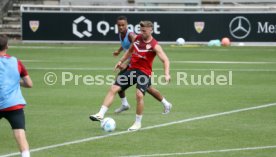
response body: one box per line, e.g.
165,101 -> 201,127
116,16 -> 128,22
0,35 -> 8,51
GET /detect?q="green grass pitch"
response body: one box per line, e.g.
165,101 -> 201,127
1,44 -> 276,157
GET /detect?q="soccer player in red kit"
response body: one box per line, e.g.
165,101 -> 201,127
90,21 -> 170,131
113,16 -> 172,114
0,35 -> 33,157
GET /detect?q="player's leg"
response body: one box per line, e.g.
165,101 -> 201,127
118,90 -> 126,98
135,89 -> 145,116
13,129 -> 30,157
128,89 -> 144,131
6,109 -> 30,157
89,85 -> 121,121
90,70 -> 134,121
102,85 -> 122,108
147,86 -> 163,101
115,68 -> 130,113
115,90 -> 130,113
147,86 -> 172,114
128,70 -> 148,131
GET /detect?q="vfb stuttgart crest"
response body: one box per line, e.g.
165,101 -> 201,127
194,21 -> 205,34
146,44 -> 152,50
29,21 -> 39,32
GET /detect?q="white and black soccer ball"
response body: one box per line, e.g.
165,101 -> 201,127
101,117 -> 116,132
176,38 -> 185,45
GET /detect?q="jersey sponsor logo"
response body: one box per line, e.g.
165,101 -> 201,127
29,20 -> 39,32
194,21 -> 205,34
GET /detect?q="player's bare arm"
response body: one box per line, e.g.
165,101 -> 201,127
154,44 -> 171,82
119,60 -> 130,70
20,75 -> 33,88
129,32 -> 137,43
113,46 -> 123,57
114,44 -> 134,71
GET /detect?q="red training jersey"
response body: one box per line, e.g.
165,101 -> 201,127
128,34 -> 158,76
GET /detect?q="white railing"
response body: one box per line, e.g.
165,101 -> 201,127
59,0 -> 276,6
20,4 -> 276,12
60,0 -> 129,6
220,0 -> 276,5
135,0 -> 201,5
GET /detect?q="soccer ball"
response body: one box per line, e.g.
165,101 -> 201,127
221,37 -> 231,46
176,38 -> 185,45
101,117 -> 116,132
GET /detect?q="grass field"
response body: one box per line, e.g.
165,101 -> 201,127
1,44 -> 276,157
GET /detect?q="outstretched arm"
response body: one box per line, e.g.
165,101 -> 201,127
114,44 -> 134,71
154,44 -> 170,82
113,46 -> 123,57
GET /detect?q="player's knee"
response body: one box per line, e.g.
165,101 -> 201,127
109,85 -> 120,94
13,129 -> 26,140
136,90 -> 144,100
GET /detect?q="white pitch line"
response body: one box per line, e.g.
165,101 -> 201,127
9,46 -> 85,49
26,67 -> 276,72
1,102 -> 276,157
172,61 -> 276,64
20,60 -> 276,64
28,67 -> 113,70
120,145 -> 276,157
21,60 -> 54,63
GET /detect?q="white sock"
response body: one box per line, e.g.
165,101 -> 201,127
99,105 -> 108,116
161,98 -> 170,106
135,114 -> 143,123
121,97 -> 129,107
21,150 -> 30,157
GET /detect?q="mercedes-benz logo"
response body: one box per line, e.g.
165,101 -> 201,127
229,16 -> 251,39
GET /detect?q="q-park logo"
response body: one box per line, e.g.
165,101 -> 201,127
229,16 -> 251,39
73,16 -> 92,38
